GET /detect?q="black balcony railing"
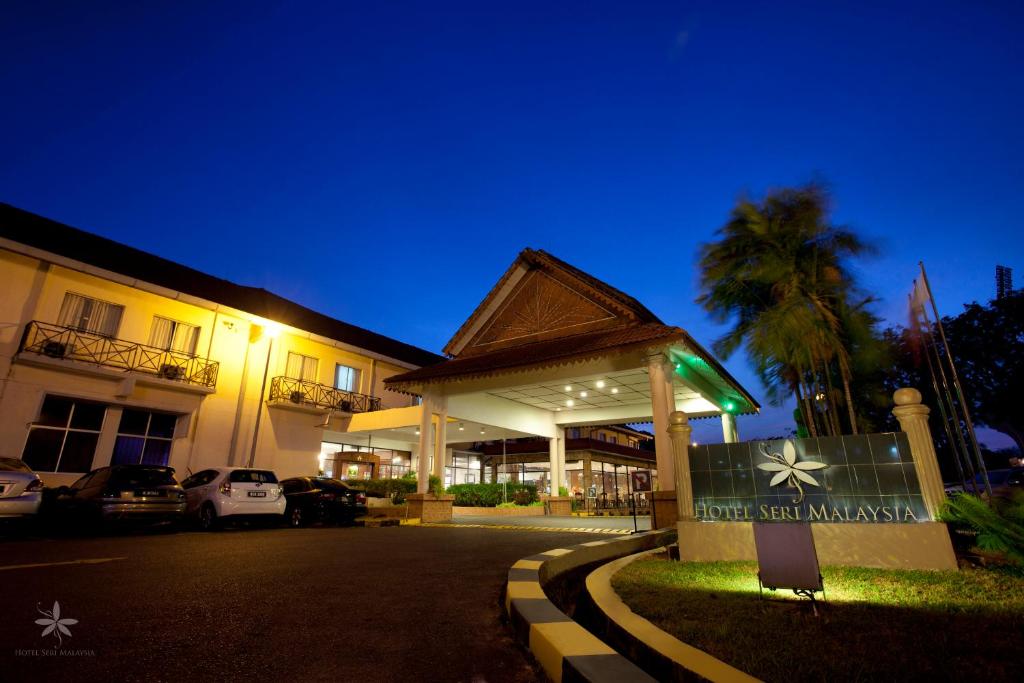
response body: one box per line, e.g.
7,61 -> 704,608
19,321 -> 219,388
268,376 -> 381,413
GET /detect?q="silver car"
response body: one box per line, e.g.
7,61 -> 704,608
0,457 -> 44,519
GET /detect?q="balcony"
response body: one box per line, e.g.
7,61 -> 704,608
19,321 -> 219,389
268,376 -> 381,413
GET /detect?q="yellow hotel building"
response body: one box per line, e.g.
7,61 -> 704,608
0,203 -> 442,487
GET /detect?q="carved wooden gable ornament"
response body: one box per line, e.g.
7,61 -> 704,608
445,249 -> 658,358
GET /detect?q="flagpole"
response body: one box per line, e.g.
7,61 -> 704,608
910,294 -> 970,492
919,263 -> 992,498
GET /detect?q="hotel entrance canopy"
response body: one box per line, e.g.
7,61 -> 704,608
341,248 -> 758,494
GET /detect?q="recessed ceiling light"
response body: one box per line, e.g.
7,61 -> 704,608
555,407 -> 561,411
596,380 -> 605,389
611,388 -> 619,394
566,399 -> 574,407
579,391 -> 588,398
564,385 -> 572,392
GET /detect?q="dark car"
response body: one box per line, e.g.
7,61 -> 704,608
47,465 -> 186,531
949,468 -> 1024,498
280,477 -> 367,527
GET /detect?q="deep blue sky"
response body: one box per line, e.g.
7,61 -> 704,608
3,1 -> 1021,447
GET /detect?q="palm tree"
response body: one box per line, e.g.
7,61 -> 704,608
697,184 -> 875,435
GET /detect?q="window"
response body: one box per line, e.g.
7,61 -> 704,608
109,467 -> 176,488
21,396 -> 107,472
282,479 -> 310,494
286,352 -> 319,381
229,470 -> 278,483
149,316 -> 200,355
57,292 -> 124,337
182,470 -> 218,489
111,409 -> 177,466
334,364 -> 361,392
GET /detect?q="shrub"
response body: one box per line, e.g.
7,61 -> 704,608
940,492 -> 1024,564
343,477 -> 417,503
428,474 -> 444,496
448,482 -> 538,507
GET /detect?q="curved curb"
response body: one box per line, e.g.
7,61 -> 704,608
586,550 -> 761,683
504,529 -> 674,683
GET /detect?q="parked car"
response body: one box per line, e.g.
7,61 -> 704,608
181,467 -> 285,530
946,468 -> 1024,498
280,477 -> 367,527
0,457 -> 45,522
48,465 -> 185,530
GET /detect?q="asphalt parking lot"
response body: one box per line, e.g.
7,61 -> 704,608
0,524 -> 614,682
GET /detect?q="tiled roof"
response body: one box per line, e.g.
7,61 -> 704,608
0,203 -> 445,368
527,249 -> 662,324
386,323 -> 685,386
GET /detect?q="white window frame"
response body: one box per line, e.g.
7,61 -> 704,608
334,363 -> 361,393
286,352 -> 319,382
57,292 -> 124,337
148,316 -> 200,355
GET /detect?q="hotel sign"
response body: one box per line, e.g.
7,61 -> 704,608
688,433 -> 929,523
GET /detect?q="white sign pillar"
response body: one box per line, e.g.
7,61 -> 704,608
892,388 -> 946,519
668,411 -> 694,520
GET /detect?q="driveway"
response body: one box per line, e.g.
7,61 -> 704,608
0,525 -> 613,682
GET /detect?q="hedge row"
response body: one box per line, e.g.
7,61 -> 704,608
447,482 -> 538,507
343,477 -> 417,499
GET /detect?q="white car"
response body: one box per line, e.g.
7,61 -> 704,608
0,457 -> 45,521
181,467 -> 285,530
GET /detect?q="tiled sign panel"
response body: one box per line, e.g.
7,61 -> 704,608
689,433 -> 930,522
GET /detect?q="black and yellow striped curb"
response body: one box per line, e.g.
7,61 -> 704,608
586,550 -> 761,683
421,522 -> 633,535
504,529 -> 675,682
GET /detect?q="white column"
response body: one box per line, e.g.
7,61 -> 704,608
647,352 -> 676,489
548,435 -> 559,495
432,399 -> 448,483
556,426 -> 566,494
892,388 -> 946,519
416,397 -> 433,494
721,412 -> 738,443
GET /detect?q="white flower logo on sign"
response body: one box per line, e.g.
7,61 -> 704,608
757,441 -> 827,503
35,601 -> 78,646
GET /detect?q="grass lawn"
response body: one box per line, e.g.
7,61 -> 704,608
613,553 -> 1024,682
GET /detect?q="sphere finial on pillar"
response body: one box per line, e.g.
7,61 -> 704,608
669,410 -> 689,426
893,387 -> 922,406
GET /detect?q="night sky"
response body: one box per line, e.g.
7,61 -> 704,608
3,2 -> 1021,446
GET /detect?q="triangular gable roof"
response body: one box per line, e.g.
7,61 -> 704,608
444,248 -> 662,358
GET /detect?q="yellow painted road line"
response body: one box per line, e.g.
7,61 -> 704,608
0,557 -> 128,571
